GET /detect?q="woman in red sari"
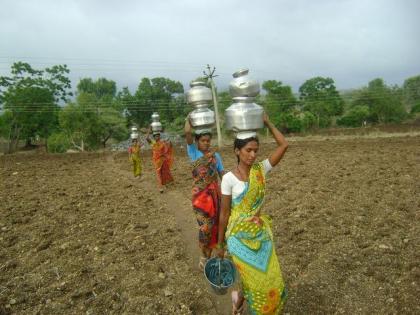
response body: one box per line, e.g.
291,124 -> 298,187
146,129 -> 174,193
185,119 -> 225,270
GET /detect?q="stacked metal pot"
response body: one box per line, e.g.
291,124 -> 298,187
130,126 -> 139,140
225,69 -> 264,139
186,80 -> 215,134
151,112 -> 163,134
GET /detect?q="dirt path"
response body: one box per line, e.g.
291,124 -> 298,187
106,153 -> 232,315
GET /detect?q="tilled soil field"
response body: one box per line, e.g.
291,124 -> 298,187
1,135 -> 419,315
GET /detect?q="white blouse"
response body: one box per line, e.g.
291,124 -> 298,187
221,159 -> 273,200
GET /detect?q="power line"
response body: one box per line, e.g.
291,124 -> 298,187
3,94 -> 409,113
5,86 -> 418,104
1,90 -> 412,107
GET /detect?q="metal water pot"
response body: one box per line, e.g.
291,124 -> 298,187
186,80 -> 213,106
225,97 -> 264,132
186,80 -> 215,131
189,104 -> 215,130
130,132 -> 139,140
131,126 -> 138,133
151,112 -> 162,133
229,69 -> 260,97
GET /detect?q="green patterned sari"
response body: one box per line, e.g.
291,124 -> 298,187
226,162 -> 287,315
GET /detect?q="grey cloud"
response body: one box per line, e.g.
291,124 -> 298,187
1,0 -> 419,92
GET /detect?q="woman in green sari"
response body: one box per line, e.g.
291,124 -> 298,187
128,138 -> 142,177
217,113 -> 289,315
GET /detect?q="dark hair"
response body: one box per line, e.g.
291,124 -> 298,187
195,132 -> 212,141
234,136 -> 259,163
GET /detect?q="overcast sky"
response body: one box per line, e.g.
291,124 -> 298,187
1,0 -> 419,93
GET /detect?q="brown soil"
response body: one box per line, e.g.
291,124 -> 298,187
1,135 -> 419,314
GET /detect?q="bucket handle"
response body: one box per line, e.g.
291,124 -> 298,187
217,258 -> 222,287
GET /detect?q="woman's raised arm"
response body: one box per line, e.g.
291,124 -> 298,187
145,126 -> 152,144
264,113 -> 289,167
184,117 -> 193,145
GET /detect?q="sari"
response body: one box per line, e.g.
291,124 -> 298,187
226,162 -> 287,315
128,144 -> 142,177
191,153 -> 221,250
151,140 -> 174,186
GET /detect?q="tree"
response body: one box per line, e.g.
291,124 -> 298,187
63,78 -> 128,149
352,78 -> 406,123
77,77 -> 117,100
262,80 -> 296,112
402,75 -> 420,111
299,77 -> 344,128
116,86 -> 135,114
337,105 -> 370,127
59,99 -> 93,151
410,102 -> 420,114
47,132 -> 71,153
124,77 -> 184,128
59,90 -> 128,150
0,62 -> 72,153
301,111 -> 317,131
262,80 -> 298,130
0,110 -> 13,139
94,107 -> 127,147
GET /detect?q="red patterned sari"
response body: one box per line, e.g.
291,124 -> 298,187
151,140 -> 174,186
191,153 -> 221,250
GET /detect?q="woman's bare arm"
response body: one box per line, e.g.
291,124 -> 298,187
184,118 -> 193,145
264,113 -> 289,167
145,126 -> 152,144
216,194 -> 232,257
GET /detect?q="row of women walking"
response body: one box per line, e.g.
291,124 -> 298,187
128,127 -> 174,193
129,113 -> 288,314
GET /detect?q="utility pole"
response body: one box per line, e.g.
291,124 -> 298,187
203,64 -> 222,148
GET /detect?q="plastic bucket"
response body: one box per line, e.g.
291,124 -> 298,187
204,257 -> 236,295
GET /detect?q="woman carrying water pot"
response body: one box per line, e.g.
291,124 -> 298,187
185,117 -> 226,271
216,113 -> 289,315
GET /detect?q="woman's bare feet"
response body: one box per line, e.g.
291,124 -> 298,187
231,290 -> 245,314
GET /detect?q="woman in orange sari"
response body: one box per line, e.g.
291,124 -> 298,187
146,130 -> 174,193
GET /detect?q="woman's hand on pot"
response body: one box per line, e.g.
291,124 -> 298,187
263,112 -> 270,125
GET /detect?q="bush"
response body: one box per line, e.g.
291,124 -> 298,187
282,113 -> 302,133
301,111 -> 317,131
337,106 -> 370,127
272,112 -> 302,133
47,132 -> 70,153
411,102 -> 420,114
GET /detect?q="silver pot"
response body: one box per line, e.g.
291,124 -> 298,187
186,80 -> 213,106
189,105 -> 215,129
229,69 -> 260,97
151,112 -> 162,132
130,126 -> 138,133
151,122 -> 162,133
130,132 -> 139,140
225,97 -> 263,132
151,112 -> 160,122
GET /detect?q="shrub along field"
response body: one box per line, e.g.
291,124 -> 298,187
0,133 -> 419,314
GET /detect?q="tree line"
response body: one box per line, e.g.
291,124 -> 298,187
1,62 -> 419,153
